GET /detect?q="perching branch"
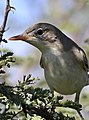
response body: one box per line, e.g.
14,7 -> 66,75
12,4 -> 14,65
0,75 -> 77,120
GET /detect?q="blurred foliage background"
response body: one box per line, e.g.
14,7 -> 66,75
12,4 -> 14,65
0,0 -> 89,119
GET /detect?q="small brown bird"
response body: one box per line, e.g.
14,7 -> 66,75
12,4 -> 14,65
9,23 -> 89,103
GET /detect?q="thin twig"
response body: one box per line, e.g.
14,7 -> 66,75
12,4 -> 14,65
1,0 -> 10,33
77,110 -> 84,120
0,0 -> 14,42
0,0 -> 10,66
11,110 -> 23,120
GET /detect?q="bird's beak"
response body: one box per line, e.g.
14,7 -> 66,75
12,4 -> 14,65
9,33 -> 31,41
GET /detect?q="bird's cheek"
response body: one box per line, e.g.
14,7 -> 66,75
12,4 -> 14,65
26,37 -> 40,45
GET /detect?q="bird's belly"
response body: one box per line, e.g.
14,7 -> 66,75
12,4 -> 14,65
43,57 -> 87,95
42,51 -> 88,95
45,70 -> 86,95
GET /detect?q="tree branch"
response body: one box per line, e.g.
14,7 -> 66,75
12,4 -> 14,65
0,0 -> 15,74
0,0 -> 15,43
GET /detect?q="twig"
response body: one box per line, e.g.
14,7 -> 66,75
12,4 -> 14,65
11,110 -> 23,120
1,0 -> 10,33
0,0 -> 15,42
77,110 -> 84,120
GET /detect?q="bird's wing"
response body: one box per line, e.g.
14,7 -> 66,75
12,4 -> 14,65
82,50 -> 89,71
73,47 -> 88,72
40,56 -> 44,68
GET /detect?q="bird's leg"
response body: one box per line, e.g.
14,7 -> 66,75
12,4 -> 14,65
75,90 -> 84,120
75,90 -> 81,103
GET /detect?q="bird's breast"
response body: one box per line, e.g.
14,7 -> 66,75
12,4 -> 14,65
41,51 -> 87,95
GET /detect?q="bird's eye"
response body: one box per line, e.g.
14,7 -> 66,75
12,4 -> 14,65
36,28 -> 43,35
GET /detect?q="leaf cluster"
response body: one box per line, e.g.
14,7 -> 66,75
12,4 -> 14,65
0,74 -> 83,120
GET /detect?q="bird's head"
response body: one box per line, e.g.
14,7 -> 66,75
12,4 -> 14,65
9,23 -> 61,53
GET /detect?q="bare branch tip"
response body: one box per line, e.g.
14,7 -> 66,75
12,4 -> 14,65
10,6 -> 16,10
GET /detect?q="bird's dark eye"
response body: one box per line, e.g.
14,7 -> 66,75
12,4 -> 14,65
36,28 -> 43,35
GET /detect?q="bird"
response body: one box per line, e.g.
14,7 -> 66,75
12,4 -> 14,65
9,22 -> 89,103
